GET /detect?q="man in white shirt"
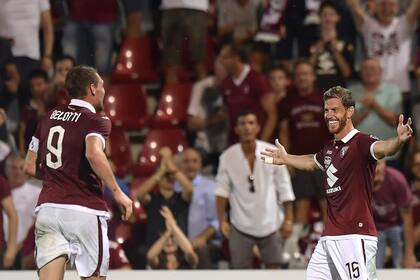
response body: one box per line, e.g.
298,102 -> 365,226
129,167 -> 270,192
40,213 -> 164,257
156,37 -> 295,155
216,110 -> 295,268
346,0 -> 420,114
3,155 -> 40,249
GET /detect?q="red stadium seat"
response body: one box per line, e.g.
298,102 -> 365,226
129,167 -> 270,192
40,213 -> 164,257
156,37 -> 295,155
133,128 -> 189,176
109,126 -> 133,177
112,36 -> 159,83
104,84 -> 149,130
151,83 -> 192,128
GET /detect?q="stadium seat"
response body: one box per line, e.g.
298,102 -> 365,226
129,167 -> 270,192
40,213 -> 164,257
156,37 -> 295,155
109,126 -> 133,177
133,128 -> 189,176
151,83 -> 192,128
112,36 -> 159,83
103,84 -> 149,130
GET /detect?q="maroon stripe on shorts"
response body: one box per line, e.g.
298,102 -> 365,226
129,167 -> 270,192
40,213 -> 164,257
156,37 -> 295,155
361,239 -> 366,264
92,216 -> 103,276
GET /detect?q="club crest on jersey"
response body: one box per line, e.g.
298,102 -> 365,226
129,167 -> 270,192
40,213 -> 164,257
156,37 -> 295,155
324,156 -> 331,167
340,146 -> 349,158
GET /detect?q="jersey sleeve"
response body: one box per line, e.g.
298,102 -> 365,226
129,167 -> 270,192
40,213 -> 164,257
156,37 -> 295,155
358,133 -> 379,161
28,119 -> 43,152
85,115 -> 112,150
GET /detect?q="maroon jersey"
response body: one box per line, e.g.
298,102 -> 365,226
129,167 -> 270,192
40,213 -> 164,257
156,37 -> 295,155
279,89 -> 330,155
31,99 -> 111,213
314,129 -> 378,237
372,167 -> 413,230
0,176 -> 11,249
109,240 -> 131,269
221,65 -> 272,143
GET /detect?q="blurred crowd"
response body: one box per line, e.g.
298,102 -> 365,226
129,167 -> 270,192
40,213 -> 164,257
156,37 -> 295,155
1,0 -> 420,271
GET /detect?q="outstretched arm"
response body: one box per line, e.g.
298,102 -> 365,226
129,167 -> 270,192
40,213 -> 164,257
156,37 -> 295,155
346,0 -> 366,30
261,139 -> 320,171
373,114 -> 413,159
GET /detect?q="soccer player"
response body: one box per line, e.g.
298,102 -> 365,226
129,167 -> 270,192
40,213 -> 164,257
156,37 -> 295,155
261,86 -> 413,279
24,65 -> 133,280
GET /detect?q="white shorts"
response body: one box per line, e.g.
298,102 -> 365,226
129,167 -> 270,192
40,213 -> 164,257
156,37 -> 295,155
35,207 -> 109,277
306,235 -> 377,280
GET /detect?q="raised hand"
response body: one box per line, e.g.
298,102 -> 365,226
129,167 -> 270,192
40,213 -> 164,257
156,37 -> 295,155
260,139 -> 288,165
397,114 -> 413,143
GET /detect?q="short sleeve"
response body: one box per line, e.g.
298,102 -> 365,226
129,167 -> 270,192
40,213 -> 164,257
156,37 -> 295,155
28,120 -> 42,152
357,133 -> 379,161
85,115 -> 112,150
274,165 -> 295,202
39,0 -> 50,12
215,154 -> 231,198
0,175 -> 11,201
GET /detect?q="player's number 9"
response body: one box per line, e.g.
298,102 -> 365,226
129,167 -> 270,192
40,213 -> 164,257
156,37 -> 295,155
46,125 -> 65,169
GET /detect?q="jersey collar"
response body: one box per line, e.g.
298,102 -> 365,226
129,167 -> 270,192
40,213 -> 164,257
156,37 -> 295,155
69,99 -> 96,113
338,128 -> 359,144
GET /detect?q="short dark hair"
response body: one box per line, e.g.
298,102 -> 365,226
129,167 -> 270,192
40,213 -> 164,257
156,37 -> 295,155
323,86 -> 355,108
236,109 -> 258,125
268,63 -> 289,77
220,41 -> 248,63
294,58 -> 314,74
65,65 -> 99,98
319,0 -> 339,14
29,69 -> 49,82
56,54 -> 75,66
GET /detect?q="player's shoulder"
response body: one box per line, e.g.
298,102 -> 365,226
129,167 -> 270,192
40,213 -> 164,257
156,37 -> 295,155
353,131 -> 379,142
220,143 -> 241,159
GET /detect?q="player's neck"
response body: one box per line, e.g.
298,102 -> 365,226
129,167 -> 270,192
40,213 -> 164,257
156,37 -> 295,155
241,140 -> 256,155
334,122 -> 354,141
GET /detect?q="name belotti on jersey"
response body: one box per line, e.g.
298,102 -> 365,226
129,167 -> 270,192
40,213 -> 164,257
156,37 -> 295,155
50,110 -> 82,122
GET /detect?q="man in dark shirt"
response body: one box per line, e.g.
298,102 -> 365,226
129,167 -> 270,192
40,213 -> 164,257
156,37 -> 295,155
262,86 -> 412,279
24,65 -> 132,279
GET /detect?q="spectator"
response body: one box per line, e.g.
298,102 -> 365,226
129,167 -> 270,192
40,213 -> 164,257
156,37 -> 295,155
18,70 -> 49,155
277,60 -> 329,264
147,206 -> 198,269
0,175 -> 18,269
254,0 -> 287,46
135,147 -> 193,247
45,55 -> 74,111
268,64 -> 290,106
372,159 -> 416,268
109,240 -> 132,269
309,1 -> 353,92
2,155 -> 40,259
0,0 -> 53,105
219,42 -> 277,144
409,148 -> 420,263
346,0 -> 420,115
217,0 -> 259,44
62,0 -> 118,77
216,110 -> 295,269
177,148 -> 219,269
160,0 -> 208,83
0,38 -> 20,113
123,0 -> 143,38
187,58 -> 228,173
351,57 -> 401,161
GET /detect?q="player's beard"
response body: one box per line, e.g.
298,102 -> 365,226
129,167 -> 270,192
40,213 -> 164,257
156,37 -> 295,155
326,115 -> 347,134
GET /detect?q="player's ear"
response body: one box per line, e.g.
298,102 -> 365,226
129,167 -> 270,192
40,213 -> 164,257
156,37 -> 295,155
347,106 -> 355,119
90,84 -> 97,96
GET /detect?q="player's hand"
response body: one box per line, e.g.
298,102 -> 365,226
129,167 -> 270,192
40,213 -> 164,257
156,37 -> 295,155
280,221 -> 293,240
115,190 -> 133,221
2,245 -> 17,268
220,220 -> 230,239
397,114 -> 413,143
260,139 -> 288,165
